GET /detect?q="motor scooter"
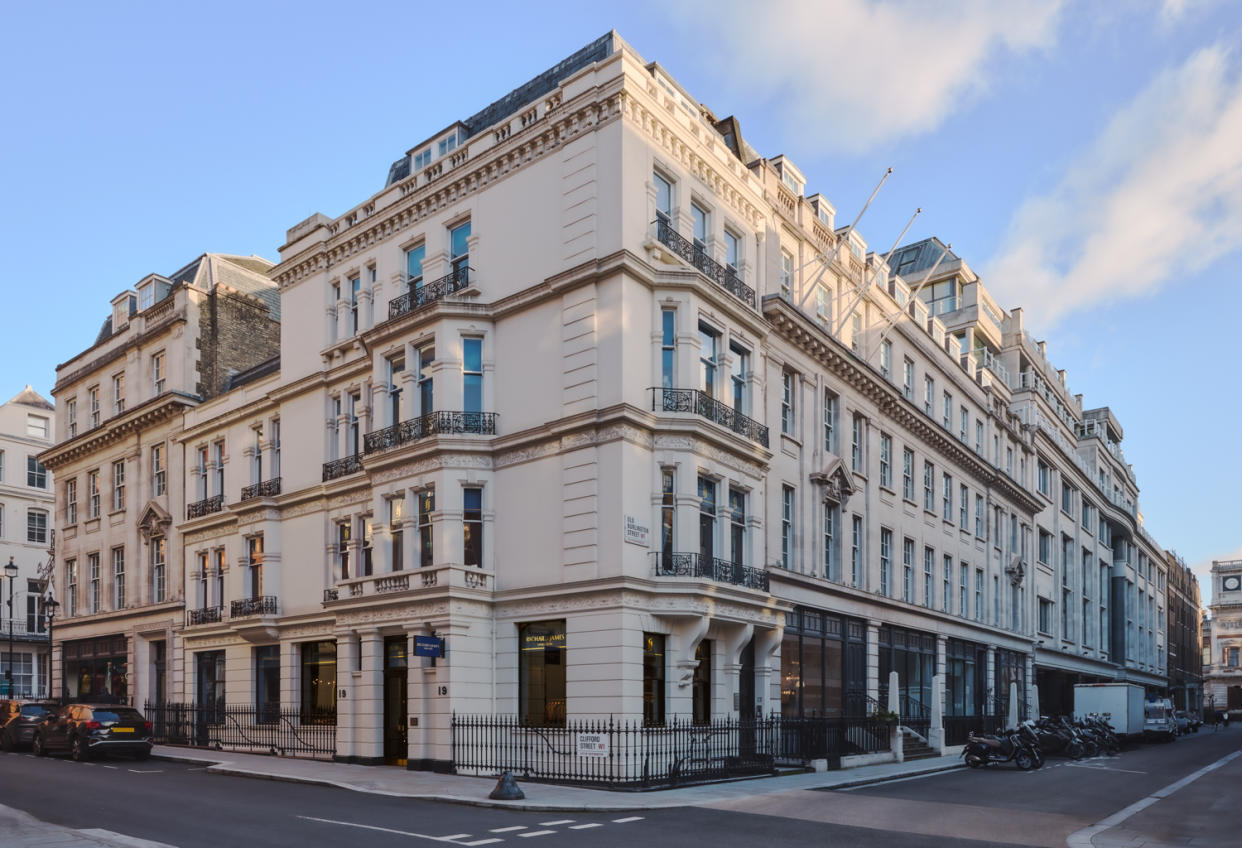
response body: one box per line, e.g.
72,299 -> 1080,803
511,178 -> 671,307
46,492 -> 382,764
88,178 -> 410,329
963,729 -> 1039,770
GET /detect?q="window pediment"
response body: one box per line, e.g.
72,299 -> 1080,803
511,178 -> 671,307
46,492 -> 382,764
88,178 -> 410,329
810,455 -> 855,506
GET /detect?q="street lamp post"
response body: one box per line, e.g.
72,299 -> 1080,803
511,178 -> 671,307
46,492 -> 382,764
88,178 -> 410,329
4,557 -> 18,698
44,597 -> 59,700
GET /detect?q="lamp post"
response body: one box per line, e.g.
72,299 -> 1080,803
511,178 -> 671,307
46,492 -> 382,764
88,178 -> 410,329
44,597 -> 59,700
4,557 -> 18,697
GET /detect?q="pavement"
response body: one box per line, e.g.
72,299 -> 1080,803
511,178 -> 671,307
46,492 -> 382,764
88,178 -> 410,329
0,745 -> 967,846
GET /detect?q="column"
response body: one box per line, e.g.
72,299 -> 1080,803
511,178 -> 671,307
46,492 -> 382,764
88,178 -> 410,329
355,629 -> 383,762
335,629 -> 356,761
866,620 -> 881,704
986,647 -> 996,714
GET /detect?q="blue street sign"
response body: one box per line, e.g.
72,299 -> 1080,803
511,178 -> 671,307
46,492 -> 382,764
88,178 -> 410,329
413,635 -> 444,658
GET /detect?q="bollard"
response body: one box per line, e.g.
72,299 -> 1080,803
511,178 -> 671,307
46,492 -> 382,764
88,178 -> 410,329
489,771 -> 525,800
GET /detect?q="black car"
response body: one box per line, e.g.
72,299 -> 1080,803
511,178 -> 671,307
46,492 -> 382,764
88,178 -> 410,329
0,699 -> 59,751
32,704 -> 153,761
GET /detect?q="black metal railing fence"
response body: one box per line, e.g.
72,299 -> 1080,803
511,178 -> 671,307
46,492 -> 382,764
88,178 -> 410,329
144,702 -> 336,760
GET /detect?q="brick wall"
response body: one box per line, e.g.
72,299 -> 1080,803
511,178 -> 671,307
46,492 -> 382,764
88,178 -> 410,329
196,287 -> 280,399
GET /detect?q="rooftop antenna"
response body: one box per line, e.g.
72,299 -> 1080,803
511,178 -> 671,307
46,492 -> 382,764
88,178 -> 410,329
833,206 -> 921,338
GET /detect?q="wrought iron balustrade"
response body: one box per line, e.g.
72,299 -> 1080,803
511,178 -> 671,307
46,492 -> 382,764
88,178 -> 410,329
186,606 -> 223,626
145,701 -> 335,760
240,478 -> 282,501
364,411 -> 497,454
650,551 -> 769,591
653,220 -> 756,308
650,387 -> 769,448
388,266 -> 472,319
322,453 -> 363,482
230,595 -> 278,618
187,494 -> 224,519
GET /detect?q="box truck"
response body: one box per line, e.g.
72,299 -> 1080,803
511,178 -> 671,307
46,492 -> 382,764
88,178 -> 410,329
1073,683 -> 1145,737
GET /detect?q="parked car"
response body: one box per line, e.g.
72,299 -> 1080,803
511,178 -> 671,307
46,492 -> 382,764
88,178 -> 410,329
1174,710 -> 1200,734
32,704 -> 153,761
0,700 -> 59,751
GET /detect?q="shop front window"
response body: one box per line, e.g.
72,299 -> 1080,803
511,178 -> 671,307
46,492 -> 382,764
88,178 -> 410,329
301,641 -> 337,724
519,620 -> 565,726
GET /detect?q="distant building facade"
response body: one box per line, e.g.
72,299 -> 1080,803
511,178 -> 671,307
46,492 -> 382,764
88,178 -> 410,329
1165,552 -> 1202,713
1204,558 -> 1242,715
0,386 -> 55,697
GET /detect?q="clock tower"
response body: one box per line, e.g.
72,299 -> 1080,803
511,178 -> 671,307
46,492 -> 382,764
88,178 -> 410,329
1206,558 -> 1242,715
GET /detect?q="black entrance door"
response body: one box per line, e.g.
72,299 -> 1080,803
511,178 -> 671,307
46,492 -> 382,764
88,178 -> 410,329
383,636 -> 408,766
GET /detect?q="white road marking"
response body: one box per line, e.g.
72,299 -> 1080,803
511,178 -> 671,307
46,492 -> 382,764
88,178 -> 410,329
539,819 -> 575,826
103,765 -> 118,769
490,825 -> 527,833
569,823 -> 603,829
518,831 -> 557,838
612,816 -> 644,823
128,769 -> 164,774
1066,763 -> 1147,774
439,835 -> 471,840
1066,750 -> 1242,848
298,815 -> 469,842
461,840 -> 503,847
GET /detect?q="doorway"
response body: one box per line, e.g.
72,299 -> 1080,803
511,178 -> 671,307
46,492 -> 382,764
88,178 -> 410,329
383,636 -> 408,766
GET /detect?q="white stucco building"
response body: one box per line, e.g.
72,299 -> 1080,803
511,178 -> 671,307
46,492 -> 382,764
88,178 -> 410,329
1203,558 -> 1242,715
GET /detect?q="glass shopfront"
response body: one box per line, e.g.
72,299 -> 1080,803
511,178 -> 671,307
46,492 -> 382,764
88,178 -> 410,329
781,607 -> 867,718
995,648 -> 1029,718
63,635 -> 128,702
945,638 -> 987,717
877,625 -> 936,712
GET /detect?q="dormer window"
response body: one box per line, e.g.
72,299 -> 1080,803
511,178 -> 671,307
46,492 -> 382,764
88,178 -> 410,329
138,283 -> 154,312
781,170 -> 803,196
438,130 -> 460,157
413,148 -> 431,170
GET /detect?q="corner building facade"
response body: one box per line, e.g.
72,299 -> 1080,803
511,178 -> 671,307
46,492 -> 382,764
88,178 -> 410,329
47,33 -> 1174,769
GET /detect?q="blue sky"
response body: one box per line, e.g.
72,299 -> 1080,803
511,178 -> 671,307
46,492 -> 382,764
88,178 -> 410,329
2,1 -> 1239,598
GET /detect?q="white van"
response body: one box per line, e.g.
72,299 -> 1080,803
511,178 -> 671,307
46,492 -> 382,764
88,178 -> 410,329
1144,698 -> 1177,742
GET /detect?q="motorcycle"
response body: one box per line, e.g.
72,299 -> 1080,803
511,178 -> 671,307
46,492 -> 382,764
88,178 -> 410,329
963,728 -> 1040,770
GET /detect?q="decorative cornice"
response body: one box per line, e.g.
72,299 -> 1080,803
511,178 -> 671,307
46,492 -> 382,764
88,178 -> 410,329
38,392 -> 199,470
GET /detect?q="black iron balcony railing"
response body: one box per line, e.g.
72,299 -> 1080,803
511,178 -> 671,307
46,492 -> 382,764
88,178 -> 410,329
364,411 -> 497,454
240,477 -> 282,501
388,266 -> 472,320
186,606 -> 223,626
650,552 -> 769,592
187,494 -> 225,519
322,454 -> 363,482
654,219 -> 756,308
231,595 -> 278,618
650,388 -> 769,449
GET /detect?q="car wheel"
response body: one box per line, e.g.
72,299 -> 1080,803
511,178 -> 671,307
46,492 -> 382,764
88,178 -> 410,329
71,736 -> 90,762
32,734 -> 46,757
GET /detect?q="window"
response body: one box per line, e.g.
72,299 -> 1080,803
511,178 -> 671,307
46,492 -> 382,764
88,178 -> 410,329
88,470 -> 100,518
463,487 -> 483,567
902,358 -> 914,400
27,509 -> 48,544
112,460 -> 125,511
1039,530 -> 1052,564
943,392 -> 952,429
463,338 -> 483,413
959,563 -> 968,617
348,276 -> 360,336
406,244 -> 426,291
450,220 -> 471,280
251,427 -> 263,485
388,499 -> 403,572
822,501 -> 836,579
902,448 -> 915,500
850,311 -> 862,352
346,394 -> 360,456
138,283 -> 154,311
879,434 -> 892,489
660,469 -> 675,564
959,406 -> 968,443
851,415 -> 863,472
699,478 -> 716,563
212,441 -> 225,496
1006,446 -> 1014,476
691,202 -> 708,254
88,553 -> 100,613
67,399 -> 77,437
879,529 -> 893,597
975,420 -> 983,454
418,489 -> 434,567
727,343 -> 748,414
923,461 -> 935,511
519,620 -> 566,726
112,548 -> 125,609
924,547 -> 935,608
255,645 -> 280,720
413,147 -> 431,170
699,325 -> 719,398
66,479 -> 77,524
780,251 -> 793,297
781,486 -> 794,569
89,386 -> 100,427
723,230 -> 740,276
815,286 -> 831,327
66,559 -> 77,617
960,484 -> 969,529
660,309 -> 675,389
26,414 -> 49,438
653,171 -> 672,224
301,641 -> 337,722
879,339 -> 892,379
385,356 -> 404,429
195,446 -> 208,500
730,489 -> 747,567
152,537 -> 167,602
112,373 -> 125,415
27,456 -> 47,489
152,445 -> 166,496
823,391 -> 837,454
781,371 -> 795,435
643,633 -> 666,726
438,130 -> 459,156
901,537 -> 914,602
923,376 -> 934,417
1081,500 -> 1094,534
417,342 -> 435,415
850,515 -> 862,586
1039,598 -> 1053,634
152,352 -> 165,395
943,555 -> 953,614
976,569 -> 984,621
244,536 -> 261,598
692,639 -> 712,725
337,521 -> 352,579
942,473 -> 953,522
1062,483 -> 1075,516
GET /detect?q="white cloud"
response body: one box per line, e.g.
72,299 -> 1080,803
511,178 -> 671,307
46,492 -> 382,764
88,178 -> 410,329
669,0 -> 1066,154
986,45 -> 1242,327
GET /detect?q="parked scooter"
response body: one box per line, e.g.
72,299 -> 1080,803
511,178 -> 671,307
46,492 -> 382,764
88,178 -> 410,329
963,728 -> 1040,770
